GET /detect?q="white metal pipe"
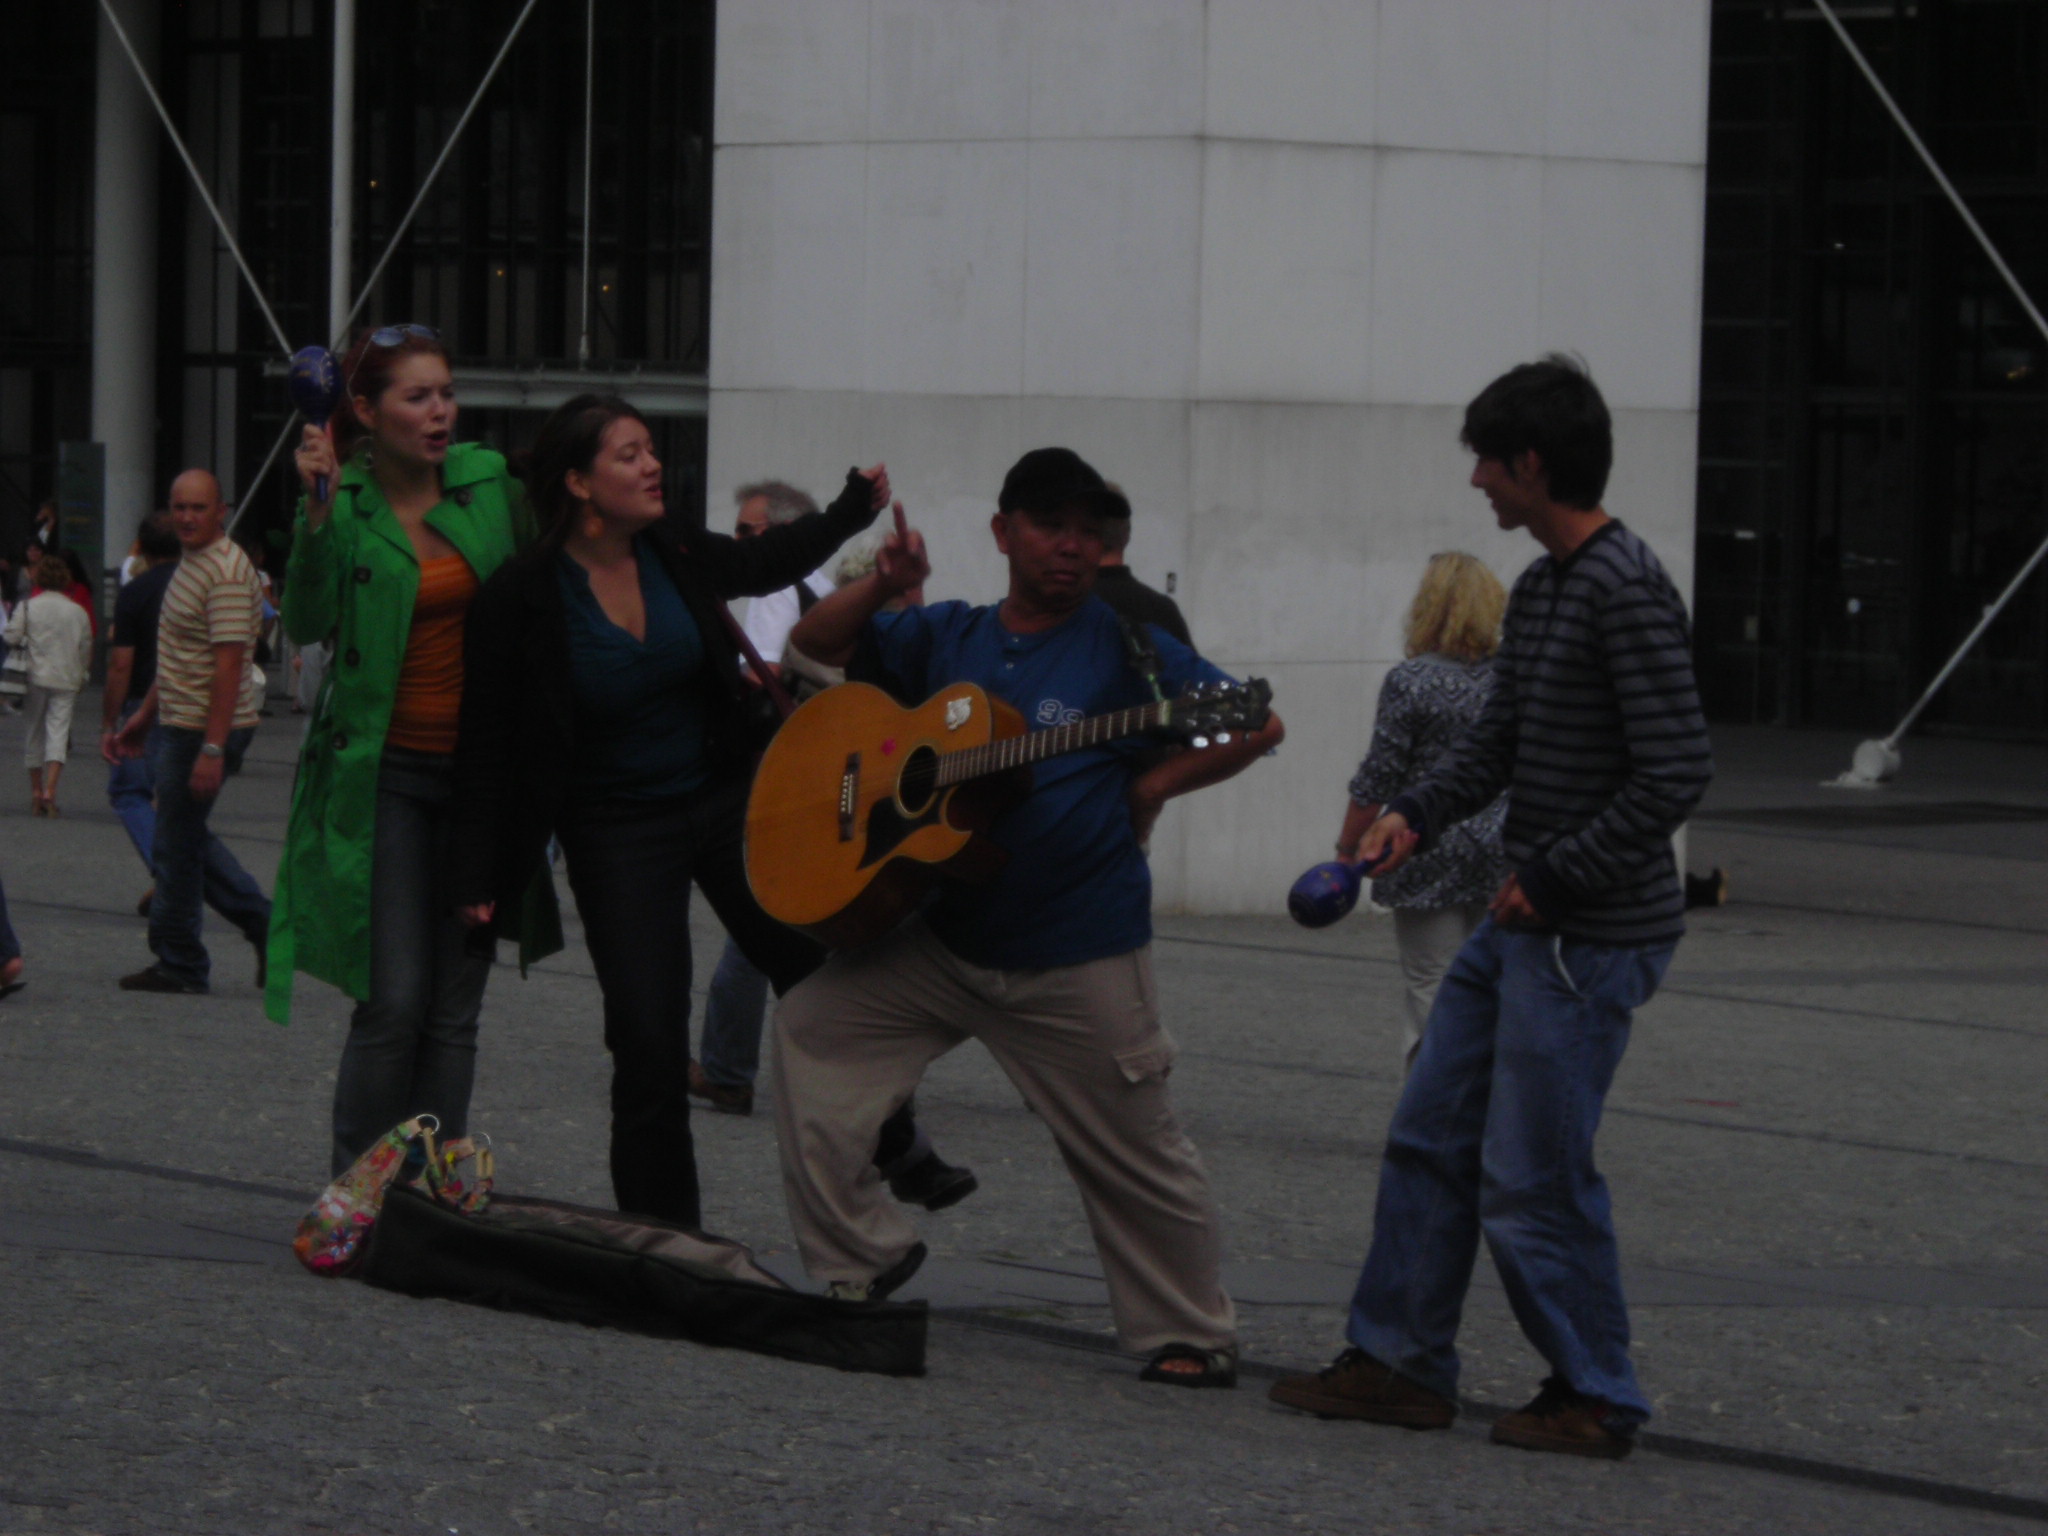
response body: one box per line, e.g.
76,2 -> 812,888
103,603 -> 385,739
1882,530 -> 2048,750
328,0 -> 356,344
91,0 -> 159,564
578,0 -> 595,365
95,0 -> 293,359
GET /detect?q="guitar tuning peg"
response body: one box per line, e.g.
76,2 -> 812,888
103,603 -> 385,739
1215,731 -> 1232,746
1191,734 -> 1210,749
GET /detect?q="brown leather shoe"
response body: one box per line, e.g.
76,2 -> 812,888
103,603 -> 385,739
1490,1377 -> 1635,1459
687,1058 -> 754,1117
1267,1347 -> 1455,1428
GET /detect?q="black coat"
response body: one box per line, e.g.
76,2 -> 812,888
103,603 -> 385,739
450,470 -> 879,919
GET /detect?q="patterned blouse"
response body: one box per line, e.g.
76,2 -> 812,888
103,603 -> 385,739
1349,653 -> 1507,910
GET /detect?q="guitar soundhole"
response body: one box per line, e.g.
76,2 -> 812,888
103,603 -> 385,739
896,745 -> 940,816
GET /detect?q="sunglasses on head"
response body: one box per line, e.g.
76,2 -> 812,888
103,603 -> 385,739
368,323 -> 439,348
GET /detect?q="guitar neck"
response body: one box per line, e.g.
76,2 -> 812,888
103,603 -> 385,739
935,699 -> 1168,787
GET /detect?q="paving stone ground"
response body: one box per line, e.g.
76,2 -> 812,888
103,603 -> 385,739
2,700 -> 2044,1533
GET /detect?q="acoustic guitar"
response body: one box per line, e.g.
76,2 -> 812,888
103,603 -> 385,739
745,676 -> 1274,947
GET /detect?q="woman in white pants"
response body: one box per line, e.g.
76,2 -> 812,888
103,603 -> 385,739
4,552 -> 95,817
1335,552 -> 1508,1069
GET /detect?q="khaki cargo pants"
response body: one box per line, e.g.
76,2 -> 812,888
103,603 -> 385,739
770,918 -> 1236,1354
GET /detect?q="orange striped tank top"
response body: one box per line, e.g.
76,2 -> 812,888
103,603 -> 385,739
386,555 -> 481,754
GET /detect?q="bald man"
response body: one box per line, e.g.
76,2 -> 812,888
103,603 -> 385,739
113,470 -> 272,994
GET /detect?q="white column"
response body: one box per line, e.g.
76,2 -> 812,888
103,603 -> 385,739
92,0 -> 161,561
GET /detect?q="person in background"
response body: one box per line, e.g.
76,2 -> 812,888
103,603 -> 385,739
1090,484 -> 1190,646
1335,552 -> 1508,1069
691,480 -> 834,1118
273,323 -> 543,1177
0,863 -> 21,1000
48,547 -> 97,637
109,471 -> 272,993
101,515 -> 183,909
6,551 -> 94,817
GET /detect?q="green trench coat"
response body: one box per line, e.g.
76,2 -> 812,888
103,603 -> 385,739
263,443 -> 561,1024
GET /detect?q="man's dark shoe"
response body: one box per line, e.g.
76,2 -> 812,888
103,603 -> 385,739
687,1058 -> 754,1117
118,965 -> 207,995
1489,1376 -> 1635,1460
887,1150 -> 978,1211
1266,1347 -> 1456,1428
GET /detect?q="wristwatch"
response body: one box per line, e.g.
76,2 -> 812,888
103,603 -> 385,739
200,742 -> 226,759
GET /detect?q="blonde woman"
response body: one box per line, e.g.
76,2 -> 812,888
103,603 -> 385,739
1337,552 -> 1509,1066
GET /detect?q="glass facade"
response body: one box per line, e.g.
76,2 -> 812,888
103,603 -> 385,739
158,0 -> 715,548
1699,0 -> 2048,735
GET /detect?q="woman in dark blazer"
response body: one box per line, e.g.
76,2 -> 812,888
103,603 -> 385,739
451,394 -> 964,1229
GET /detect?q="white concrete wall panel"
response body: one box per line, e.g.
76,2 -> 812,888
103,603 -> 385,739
715,0 -> 870,146
1203,0 -> 1379,146
1544,0 -> 1712,166
1026,0 -> 1206,140
709,145 -> 869,392
1022,139 -> 1202,399
1373,0 -> 1548,158
862,141 -> 1029,395
1367,149 -> 1545,407
868,0 -> 1031,142
1196,143 -> 1377,403
1536,158 -> 1707,412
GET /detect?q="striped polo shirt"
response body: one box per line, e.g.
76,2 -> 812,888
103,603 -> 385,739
1389,521 -> 1713,948
157,533 -> 264,732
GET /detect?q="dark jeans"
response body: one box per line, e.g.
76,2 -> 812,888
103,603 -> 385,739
330,748 -> 495,1175
560,776 -> 824,1227
0,867 -> 19,965
146,725 -> 272,987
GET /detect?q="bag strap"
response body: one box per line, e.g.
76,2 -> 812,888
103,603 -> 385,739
1116,612 -> 1166,703
717,602 -> 800,722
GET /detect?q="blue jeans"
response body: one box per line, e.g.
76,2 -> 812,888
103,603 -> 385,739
1345,918 -> 1673,1425
330,748 -> 495,1175
107,705 -> 158,867
701,935 -> 769,1088
146,725 -> 272,986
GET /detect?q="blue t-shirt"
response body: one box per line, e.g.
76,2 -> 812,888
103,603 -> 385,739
557,537 -> 709,802
854,596 -> 1231,970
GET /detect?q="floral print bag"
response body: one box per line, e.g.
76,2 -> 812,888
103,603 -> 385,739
292,1115 -> 494,1277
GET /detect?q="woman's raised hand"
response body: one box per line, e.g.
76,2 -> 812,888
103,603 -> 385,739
875,501 -> 929,597
294,424 -> 338,526
860,462 -> 892,512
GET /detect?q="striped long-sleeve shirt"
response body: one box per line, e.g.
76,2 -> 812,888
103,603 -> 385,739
1387,520 -> 1713,948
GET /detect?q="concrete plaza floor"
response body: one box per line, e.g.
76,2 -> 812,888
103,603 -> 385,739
1,695 -> 2044,1533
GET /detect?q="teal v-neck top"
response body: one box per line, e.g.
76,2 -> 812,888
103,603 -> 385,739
556,535 -> 709,802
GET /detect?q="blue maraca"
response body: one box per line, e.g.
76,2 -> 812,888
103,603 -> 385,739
285,346 -> 344,504
1287,848 -> 1391,929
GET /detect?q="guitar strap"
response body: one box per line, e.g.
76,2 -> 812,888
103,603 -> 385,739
1116,613 -> 1166,704
718,605 -> 800,721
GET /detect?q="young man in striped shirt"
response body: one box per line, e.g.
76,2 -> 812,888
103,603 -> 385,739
1270,356 -> 1713,1458
113,470 -> 272,994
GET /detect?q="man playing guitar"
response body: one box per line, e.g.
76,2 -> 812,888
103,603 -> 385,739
771,447 -> 1283,1387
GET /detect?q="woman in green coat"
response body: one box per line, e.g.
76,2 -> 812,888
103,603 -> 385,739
268,324 -> 552,1174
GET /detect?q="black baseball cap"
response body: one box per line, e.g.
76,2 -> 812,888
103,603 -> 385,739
997,447 -> 1124,518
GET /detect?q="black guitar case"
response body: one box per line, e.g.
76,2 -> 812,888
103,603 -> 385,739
360,1186 -> 926,1377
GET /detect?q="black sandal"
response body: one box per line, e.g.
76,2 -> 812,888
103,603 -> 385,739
1139,1342 -> 1238,1389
